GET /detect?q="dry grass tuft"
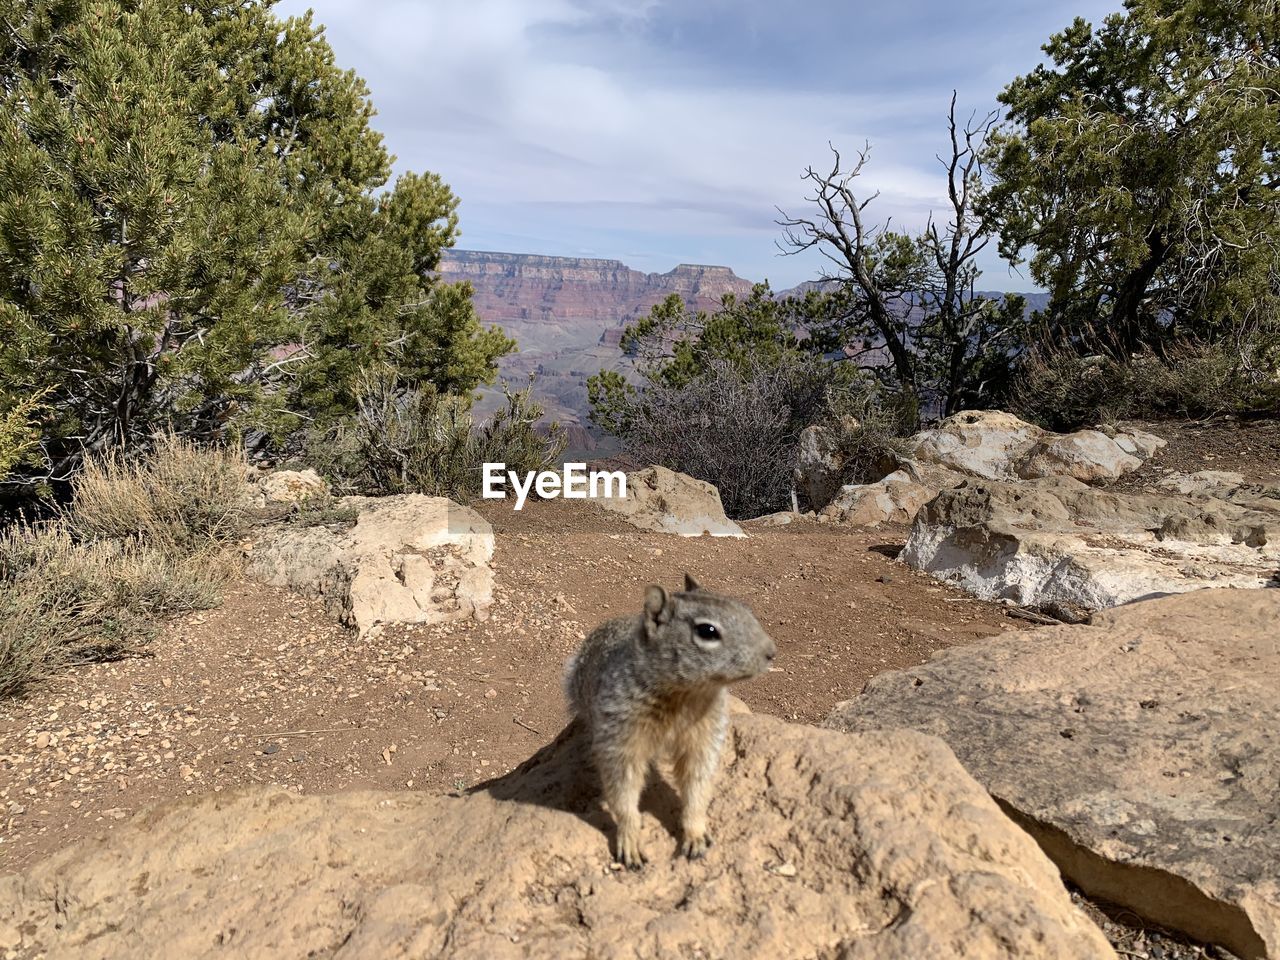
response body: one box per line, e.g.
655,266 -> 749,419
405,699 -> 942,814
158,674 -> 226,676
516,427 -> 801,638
0,436 -> 247,698
67,433 -> 248,550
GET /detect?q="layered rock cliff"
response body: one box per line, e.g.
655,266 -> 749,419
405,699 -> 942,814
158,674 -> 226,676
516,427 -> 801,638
439,250 -> 755,350
441,251 -> 756,453
442,250 -> 1041,457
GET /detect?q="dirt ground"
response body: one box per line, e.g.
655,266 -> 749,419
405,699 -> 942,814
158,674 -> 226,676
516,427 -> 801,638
0,499 -> 1019,872
1112,416 -> 1280,489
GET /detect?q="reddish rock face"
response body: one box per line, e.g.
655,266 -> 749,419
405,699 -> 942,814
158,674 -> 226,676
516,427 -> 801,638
439,250 -> 756,350
444,251 -> 757,453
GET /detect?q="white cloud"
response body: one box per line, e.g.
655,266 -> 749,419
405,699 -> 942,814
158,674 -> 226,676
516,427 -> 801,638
283,1 -> 942,195
275,0 -> 1118,283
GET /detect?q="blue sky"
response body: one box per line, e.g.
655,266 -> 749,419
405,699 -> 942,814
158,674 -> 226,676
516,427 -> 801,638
275,0 -> 1123,290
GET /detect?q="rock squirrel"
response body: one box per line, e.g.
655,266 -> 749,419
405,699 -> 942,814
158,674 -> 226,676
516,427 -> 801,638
564,574 -> 777,868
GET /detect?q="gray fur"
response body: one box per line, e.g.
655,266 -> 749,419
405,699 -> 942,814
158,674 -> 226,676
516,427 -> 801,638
563,575 -> 776,868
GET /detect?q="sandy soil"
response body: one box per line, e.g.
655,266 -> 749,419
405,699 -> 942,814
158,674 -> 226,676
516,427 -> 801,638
1111,416 -> 1280,489
0,499 -> 1019,872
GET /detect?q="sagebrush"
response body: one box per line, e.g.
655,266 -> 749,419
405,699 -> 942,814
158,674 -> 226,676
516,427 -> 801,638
304,374 -> 566,501
68,434 -> 249,550
0,437 -> 246,697
1011,338 -> 1278,431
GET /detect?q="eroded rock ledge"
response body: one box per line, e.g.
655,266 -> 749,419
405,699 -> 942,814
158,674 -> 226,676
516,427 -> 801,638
903,475 -> 1279,611
827,589 -> 1280,960
0,715 -> 1112,959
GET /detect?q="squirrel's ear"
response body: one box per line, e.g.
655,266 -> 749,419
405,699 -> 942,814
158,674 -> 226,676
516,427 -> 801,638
644,585 -> 668,621
684,573 -> 702,592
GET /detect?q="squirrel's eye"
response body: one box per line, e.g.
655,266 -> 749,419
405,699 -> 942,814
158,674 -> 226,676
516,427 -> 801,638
695,622 -> 721,641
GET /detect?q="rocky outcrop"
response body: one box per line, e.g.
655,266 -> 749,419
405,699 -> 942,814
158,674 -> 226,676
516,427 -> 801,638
596,466 -> 746,538
804,411 -> 1166,529
900,410 -> 1163,484
819,460 -> 963,527
826,589 -> 1280,960
793,424 -> 848,509
247,495 -> 494,636
1015,430 -> 1141,483
1158,470 -> 1280,511
244,468 -> 329,507
0,713 -> 1114,959
901,476 -> 1279,610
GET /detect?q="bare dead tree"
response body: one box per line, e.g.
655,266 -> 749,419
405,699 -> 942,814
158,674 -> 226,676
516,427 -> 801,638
917,92 -> 1025,415
778,92 -> 1025,420
776,144 -> 921,403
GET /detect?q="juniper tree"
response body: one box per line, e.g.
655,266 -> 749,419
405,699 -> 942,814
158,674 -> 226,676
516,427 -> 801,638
586,283 -> 841,437
0,0 -> 511,491
985,0 -> 1280,358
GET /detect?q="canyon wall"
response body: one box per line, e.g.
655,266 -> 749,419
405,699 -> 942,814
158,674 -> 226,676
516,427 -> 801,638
440,249 -> 1043,456
439,250 -> 757,453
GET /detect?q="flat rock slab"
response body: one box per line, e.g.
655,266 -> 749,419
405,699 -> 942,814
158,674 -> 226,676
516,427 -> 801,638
827,589 -> 1280,959
903,475 -> 1280,611
0,715 -> 1111,959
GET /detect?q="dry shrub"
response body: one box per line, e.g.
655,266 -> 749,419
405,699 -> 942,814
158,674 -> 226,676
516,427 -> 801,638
0,522 -> 227,697
823,386 -> 917,486
1012,338 -> 1276,431
0,436 -> 247,697
67,433 -> 248,550
304,374 -> 566,500
618,354 -> 840,519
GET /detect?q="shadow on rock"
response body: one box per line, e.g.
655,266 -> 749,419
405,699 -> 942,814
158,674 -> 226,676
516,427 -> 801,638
477,718 -> 683,854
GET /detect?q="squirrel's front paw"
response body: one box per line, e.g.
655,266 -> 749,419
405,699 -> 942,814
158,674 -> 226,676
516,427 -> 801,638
615,831 -> 648,871
680,832 -> 713,860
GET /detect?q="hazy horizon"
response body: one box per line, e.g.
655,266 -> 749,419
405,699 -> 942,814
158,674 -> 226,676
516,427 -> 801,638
439,246 -> 1051,297
275,1 -> 1125,290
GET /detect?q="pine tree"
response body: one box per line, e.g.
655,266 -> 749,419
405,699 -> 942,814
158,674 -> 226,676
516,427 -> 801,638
986,0 -> 1280,356
0,0 -> 511,490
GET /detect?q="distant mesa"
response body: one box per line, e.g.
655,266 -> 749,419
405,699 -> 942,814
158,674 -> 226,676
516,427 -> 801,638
437,249 -> 755,332
447,250 -> 757,456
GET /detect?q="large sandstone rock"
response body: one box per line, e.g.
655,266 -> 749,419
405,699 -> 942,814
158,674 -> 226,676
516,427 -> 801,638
813,412 -> 1165,530
248,494 -> 494,636
597,465 -> 745,537
902,476 -> 1280,610
902,410 -> 1045,480
1016,430 -> 1141,483
826,590 -> 1280,960
900,410 -> 1161,484
0,714 -> 1113,959
793,423 -> 848,509
820,460 -> 963,527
